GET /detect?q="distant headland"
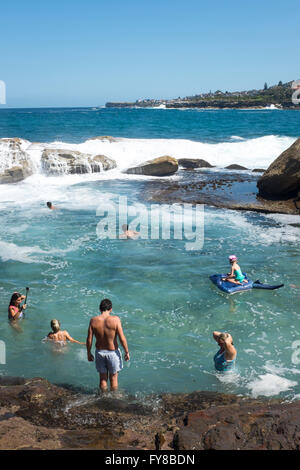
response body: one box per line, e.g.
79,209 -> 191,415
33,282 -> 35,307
106,80 -> 300,109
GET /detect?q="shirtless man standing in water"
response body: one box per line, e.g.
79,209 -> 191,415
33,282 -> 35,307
86,299 -> 130,392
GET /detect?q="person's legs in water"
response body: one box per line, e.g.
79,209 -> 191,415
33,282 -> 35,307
99,372 -> 108,392
109,372 -> 119,391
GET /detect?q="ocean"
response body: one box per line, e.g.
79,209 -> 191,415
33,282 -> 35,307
0,107 -> 299,401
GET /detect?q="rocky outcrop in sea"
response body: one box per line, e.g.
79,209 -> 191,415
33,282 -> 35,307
41,149 -> 116,175
257,137 -> 300,199
0,138 -> 34,184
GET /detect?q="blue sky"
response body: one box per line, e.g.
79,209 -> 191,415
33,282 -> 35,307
0,0 -> 299,107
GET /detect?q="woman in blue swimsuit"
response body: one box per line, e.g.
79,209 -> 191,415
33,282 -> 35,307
213,331 -> 237,372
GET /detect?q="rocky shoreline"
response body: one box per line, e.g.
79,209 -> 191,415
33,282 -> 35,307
143,169 -> 299,215
0,376 -> 300,450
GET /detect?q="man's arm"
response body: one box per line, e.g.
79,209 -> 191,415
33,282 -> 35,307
86,320 -> 94,361
116,318 -> 130,361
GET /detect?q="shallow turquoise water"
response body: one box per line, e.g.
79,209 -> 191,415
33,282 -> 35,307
0,108 -> 299,400
0,177 -> 299,399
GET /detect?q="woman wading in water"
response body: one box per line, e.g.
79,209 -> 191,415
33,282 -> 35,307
47,319 -> 84,345
8,292 -> 27,320
213,331 -> 237,372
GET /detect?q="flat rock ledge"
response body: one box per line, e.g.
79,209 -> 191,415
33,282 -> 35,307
0,376 -> 299,450
144,171 -> 299,215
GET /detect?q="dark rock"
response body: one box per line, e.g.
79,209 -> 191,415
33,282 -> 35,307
252,168 -> 266,173
142,171 -> 299,215
257,137 -> 300,199
124,156 -> 178,177
225,164 -> 249,170
1,376 -> 300,450
172,403 -> 300,450
178,158 -> 214,169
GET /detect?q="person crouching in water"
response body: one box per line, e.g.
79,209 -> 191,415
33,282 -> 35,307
223,255 -> 248,285
213,331 -> 237,372
47,319 -> 84,344
8,292 -> 27,320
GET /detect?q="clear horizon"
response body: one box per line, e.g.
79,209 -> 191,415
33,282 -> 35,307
0,0 -> 299,108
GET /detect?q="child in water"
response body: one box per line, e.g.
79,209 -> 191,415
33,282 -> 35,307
47,319 -> 84,344
223,255 -> 248,285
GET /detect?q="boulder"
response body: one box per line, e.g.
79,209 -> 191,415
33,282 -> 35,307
91,154 -> 117,172
0,138 -> 34,184
252,168 -> 266,173
125,156 -> 178,177
41,149 -> 116,175
225,164 -> 248,170
178,158 -> 214,169
257,138 -> 300,199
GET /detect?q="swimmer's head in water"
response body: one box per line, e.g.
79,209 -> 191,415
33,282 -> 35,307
47,202 -> 52,209
228,255 -> 237,263
122,224 -> 129,232
51,319 -> 60,333
100,298 -> 112,312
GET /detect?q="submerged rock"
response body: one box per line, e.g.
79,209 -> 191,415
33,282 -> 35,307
178,158 -> 214,169
225,164 -> 249,170
125,156 -> 178,177
257,137 -> 300,199
41,149 -> 116,175
0,138 -> 34,184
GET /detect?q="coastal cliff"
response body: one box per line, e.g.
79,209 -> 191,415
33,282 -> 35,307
106,80 -> 299,109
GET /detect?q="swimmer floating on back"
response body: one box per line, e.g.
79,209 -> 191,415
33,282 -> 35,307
47,319 -> 85,344
222,255 -> 248,285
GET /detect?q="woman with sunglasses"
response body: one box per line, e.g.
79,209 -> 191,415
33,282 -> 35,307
8,292 -> 27,320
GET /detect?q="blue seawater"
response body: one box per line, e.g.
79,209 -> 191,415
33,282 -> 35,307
0,107 -> 299,400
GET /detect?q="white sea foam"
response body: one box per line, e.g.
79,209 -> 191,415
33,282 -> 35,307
0,135 -> 296,180
247,373 -> 297,397
205,209 -> 300,245
0,240 -> 46,263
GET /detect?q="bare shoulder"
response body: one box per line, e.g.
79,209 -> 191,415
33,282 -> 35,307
106,315 -> 120,326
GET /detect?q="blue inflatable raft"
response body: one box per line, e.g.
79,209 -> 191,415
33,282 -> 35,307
210,274 -> 284,294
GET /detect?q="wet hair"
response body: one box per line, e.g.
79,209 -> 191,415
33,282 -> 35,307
219,332 -> 233,345
47,202 -> 52,209
122,224 -> 129,231
9,292 -> 22,306
99,299 -> 112,312
51,319 -> 60,333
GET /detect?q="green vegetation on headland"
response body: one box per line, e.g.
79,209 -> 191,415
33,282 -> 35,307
106,80 -> 300,109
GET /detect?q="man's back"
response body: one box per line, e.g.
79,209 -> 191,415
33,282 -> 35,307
90,314 -> 119,350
